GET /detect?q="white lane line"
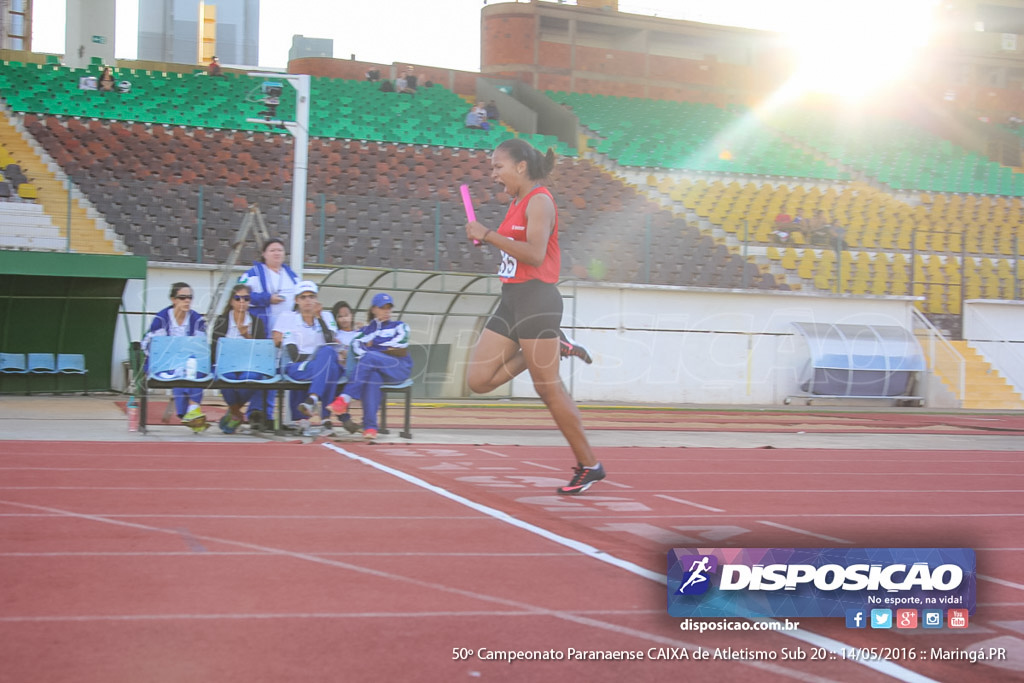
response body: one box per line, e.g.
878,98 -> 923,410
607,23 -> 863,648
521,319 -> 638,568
979,574 -> 1024,592
476,449 -> 508,458
757,521 -> 853,544
654,494 -> 724,513
602,480 -> 633,489
521,461 -> 561,471
322,444 -> 938,683
0,497 -> 813,682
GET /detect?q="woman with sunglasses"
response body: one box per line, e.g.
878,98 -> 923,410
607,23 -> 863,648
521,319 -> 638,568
211,283 -> 267,434
142,282 -> 208,432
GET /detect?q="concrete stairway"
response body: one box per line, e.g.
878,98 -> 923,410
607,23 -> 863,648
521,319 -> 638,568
932,340 -> 1024,410
0,116 -> 119,254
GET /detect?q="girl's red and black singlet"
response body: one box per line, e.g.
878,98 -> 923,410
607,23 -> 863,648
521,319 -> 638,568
495,186 -> 561,284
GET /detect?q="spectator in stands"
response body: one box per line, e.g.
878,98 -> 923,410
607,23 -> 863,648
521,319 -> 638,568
98,66 -> 115,92
365,68 -> 380,82
379,79 -> 395,93
395,72 -> 415,95
328,293 -> 412,443
465,103 -> 490,130
771,209 -> 793,243
273,281 -> 344,434
211,283 -> 267,434
790,208 -> 806,238
807,209 -> 842,246
485,100 -> 500,121
143,282 -> 208,431
405,67 -> 418,90
208,56 -> 223,77
423,75 -> 435,88
239,238 -> 299,429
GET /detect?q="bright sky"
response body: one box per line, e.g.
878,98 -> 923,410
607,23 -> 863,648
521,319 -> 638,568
30,0 -> 939,94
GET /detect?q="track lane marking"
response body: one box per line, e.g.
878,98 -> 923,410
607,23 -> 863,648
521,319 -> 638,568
757,522 -> 852,544
0,497 -> 826,682
322,443 -> 940,683
655,494 -> 725,512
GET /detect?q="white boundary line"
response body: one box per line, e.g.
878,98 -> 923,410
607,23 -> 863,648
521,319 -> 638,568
322,443 -> 940,683
0,497 -> 816,682
655,494 -> 725,513
978,574 -> 1024,592
757,522 -> 853,545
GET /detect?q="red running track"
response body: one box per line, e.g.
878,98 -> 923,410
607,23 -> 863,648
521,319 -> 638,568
0,440 -> 1021,682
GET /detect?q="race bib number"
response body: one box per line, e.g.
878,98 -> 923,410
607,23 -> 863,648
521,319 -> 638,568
498,252 -> 518,279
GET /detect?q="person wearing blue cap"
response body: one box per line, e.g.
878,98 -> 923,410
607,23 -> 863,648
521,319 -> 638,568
328,292 -> 412,442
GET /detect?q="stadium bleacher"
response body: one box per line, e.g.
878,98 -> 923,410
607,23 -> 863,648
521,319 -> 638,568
4,56 -> 1024,311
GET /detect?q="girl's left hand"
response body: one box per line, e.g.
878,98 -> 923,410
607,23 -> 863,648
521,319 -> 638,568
466,220 -> 489,244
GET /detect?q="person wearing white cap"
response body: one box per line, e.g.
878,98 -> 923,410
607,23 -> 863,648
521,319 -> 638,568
272,280 -> 344,429
328,292 -> 412,442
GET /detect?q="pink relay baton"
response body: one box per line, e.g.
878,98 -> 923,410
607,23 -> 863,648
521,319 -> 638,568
460,184 -> 482,246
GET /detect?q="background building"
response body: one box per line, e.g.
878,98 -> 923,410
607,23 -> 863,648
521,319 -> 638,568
137,0 -> 259,66
65,0 -> 114,68
288,34 -> 332,62
0,0 -> 31,52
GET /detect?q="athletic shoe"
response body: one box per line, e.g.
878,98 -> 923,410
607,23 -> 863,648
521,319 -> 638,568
183,406 -> 208,432
363,428 -> 378,443
341,418 -> 362,435
556,463 -> 605,495
328,395 -> 349,415
219,414 -> 242,435
320,420 -> 334,437
183,405 -> 205,423
298,396 -> 321,419
249,410 -> 267,432
559,331 -> 593,364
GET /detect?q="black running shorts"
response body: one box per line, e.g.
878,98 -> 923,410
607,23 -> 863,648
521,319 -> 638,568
485,280 -> 562,342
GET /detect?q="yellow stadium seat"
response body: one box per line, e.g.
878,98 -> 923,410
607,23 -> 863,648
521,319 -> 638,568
17,184 -> 37,200
780,248 -> 798,270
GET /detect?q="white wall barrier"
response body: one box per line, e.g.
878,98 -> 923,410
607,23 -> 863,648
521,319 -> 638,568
115,265 -> 934,405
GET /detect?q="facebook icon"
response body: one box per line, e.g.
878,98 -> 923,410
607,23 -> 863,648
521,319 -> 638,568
845,609 -> 867,629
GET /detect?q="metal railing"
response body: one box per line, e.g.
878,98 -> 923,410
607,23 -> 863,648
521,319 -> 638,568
912,307 -> 965,404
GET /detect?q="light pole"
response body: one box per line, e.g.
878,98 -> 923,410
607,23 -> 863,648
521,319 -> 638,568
246,72 -> 311,277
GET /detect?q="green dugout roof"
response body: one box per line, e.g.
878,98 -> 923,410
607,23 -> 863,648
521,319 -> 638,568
0,250 -> 147,279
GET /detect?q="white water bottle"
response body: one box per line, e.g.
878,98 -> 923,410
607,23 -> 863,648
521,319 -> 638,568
185,355 -> 197,380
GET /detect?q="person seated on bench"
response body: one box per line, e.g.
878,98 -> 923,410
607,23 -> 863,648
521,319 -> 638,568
143,282 -> 208,431
328,300 -> 363,434
211,283 -> 267,434
272,280 -> 344,433
328,292 -> 412,443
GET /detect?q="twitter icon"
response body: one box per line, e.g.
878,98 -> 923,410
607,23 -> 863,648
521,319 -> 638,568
870,609 -> 893,629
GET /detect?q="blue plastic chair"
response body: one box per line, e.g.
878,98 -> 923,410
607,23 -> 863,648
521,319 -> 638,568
27,353 -> 57,374
0,353 -> 27,373
215,338 -> 281,383
56,354 -> 88,375
147,335 -> 212,382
